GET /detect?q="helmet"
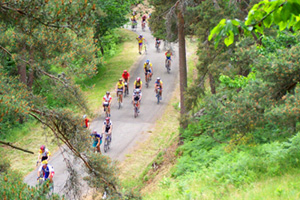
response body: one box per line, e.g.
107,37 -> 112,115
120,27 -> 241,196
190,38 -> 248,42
42,160 -> 48,165
83,115 -> 87,119
123,70 -> 127,73
157,77 -> 161,80
139,34 -> 143,38
136,77 -> 141,81
119,78 -> 122,81
93,129 -> 97,133
135,89 -> 141,93
106,91 -> 110,95
146,59 -> 150,63
40,145 -> 45,151
105,117 -> 110,121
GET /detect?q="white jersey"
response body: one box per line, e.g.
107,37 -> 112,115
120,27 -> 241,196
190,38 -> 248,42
103,95 -> 112,102
103,120 -> 113,129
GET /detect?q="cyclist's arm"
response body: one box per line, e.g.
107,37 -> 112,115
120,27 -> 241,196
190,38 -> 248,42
47,151 -> 51,161
109,125 -> 113,134
37,165 -> 42,177
102,125 -> 105,133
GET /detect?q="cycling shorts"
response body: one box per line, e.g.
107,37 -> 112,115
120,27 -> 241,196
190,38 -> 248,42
139,42 -> 143,46
117,89 -> 123,93
166,56 -> 171,60
93,140 -> 102,147
41,156 -> 48,161
145,69 -> 151,75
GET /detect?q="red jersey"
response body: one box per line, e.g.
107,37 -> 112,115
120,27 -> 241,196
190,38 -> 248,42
84,118 -> 89,128
122,72 -> 130,80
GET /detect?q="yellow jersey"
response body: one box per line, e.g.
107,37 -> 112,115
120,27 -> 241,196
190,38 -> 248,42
134,80 -> 142,88
144,62 -> 152,70
117,82 -> 125,89
137,37 -> 144,44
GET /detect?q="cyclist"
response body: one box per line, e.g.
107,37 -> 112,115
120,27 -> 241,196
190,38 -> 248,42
132,89 -> 142,112
37,145 -> 51,165
134,77 -> 143,90
37,160 -> 55,183
102,91 -> 112,117
165,49 -> 173,69
154,77 -> 163,100
144,59 -> 153,82
115,78 -> 125,106
155,38 -> 161,49
131,12 -> 137,28
90,129 -> 102,153
83,115 -> 90,128
102,117 -> 113,143
141,14 -> 147,29
122,70 -> 130,93
136,34 -> 146,54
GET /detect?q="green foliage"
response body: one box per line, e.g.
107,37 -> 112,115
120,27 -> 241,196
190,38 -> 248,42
210,0 -> 300,47
0,170 -> 61,199
220,70 -> 256,89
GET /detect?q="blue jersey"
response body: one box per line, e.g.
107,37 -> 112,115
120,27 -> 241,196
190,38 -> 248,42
39,164 -> 54,179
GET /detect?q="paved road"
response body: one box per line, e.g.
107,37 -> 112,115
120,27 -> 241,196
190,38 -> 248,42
24,23 -> 179,198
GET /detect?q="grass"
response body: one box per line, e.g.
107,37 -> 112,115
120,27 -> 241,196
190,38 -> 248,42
0,28 -> 140,177
81,28 -> 141,113
119,85 -> 180,191
0,121 -> 58,175
142,169 -> 300,200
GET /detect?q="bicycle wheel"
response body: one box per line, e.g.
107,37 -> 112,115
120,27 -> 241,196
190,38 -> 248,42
104,139 -> 108,152
134,106 -> 138,118
157,92 -> 160,104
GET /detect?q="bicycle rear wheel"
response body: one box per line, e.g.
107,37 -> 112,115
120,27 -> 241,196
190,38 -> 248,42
157,92 -> 160,104
134,106 -> 138,118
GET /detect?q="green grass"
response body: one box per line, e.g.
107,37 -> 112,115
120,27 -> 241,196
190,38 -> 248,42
81,28 -> 140,112
143,169 -> 300,200
0,121 -> 58,175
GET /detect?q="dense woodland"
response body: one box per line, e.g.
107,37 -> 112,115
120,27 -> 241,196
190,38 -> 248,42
147,0 -> 300,199
2,0 -> 300,199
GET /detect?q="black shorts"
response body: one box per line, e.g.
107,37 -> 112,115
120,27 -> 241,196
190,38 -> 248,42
41,156 -> 48,161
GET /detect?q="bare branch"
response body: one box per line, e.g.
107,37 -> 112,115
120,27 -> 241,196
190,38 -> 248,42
0,140 -> 34,154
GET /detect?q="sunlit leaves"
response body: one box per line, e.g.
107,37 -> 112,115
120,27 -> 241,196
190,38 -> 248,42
209,0 -> 300,47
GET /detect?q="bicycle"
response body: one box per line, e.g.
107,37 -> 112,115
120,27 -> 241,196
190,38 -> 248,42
131,21 -> 137,31
145,72 -> 150,88
155,42 -> 160,52
37,174 -> 54,197
133,100 -> 139,118
156,87 -> 161,104
124,82 -> 129,97
117,91 -> 123,109
165,59 -> 171,74
103,132 -> 111,153
103,102 -> 109,117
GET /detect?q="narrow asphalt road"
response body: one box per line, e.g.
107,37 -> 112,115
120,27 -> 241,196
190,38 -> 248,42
24,23 -> 179,198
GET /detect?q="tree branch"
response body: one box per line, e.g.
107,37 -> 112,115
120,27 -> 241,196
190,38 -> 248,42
0,140 -> 34,154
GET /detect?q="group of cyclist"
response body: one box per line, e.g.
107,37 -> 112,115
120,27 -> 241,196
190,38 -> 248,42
131,11 -> 149,32
34,11 -> 170,188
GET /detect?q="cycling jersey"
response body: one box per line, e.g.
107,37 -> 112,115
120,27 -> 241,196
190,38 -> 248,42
137,37 -> 145,44
39,164 -> 54,179
165,52 -> 172,59
103,121 -> 113,132
133,92 -> 142,101
134,80 -> 142,88
39,149 -> 51,160
142,16 -> 147,22
155,80 -> 163,87
103,95 -> 112,102
117,82 -> 125,89
144,63 -> 152,71
122,72 -> 130,80
131,16 -> 137,22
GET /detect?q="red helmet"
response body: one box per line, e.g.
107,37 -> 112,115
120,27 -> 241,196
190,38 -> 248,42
123,70 -> 127,73
40,145 -> 45,151
105,117 -> 110,121
136,77 -> 141,81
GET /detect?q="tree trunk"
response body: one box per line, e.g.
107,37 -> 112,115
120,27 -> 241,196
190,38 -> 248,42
177,10 -> 188,129
18,64 -> 27,84
209,72 -> 216,94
